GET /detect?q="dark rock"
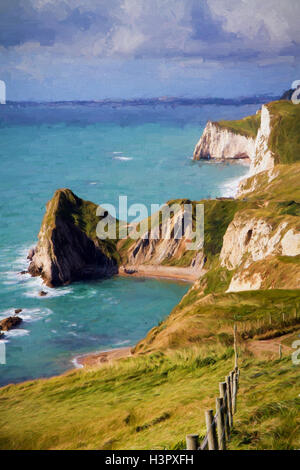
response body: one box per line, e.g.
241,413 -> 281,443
38,290 -> 48,297
28,189 -> 118,287
14,309 -> 22,314
124,268 -> 137,275
19,270 -> 28,275
0,316 -> 22,331
27,248 -> 35,260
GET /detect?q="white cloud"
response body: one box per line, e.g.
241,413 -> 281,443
208,0 -> 300,48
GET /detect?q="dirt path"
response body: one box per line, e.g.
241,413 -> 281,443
246,331 -> 297,358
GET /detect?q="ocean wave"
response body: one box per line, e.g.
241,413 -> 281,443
4,329 -> 30,339
113,156 -> 133,161
221,170 -> 250,198
0,307 -> 52,323
23,276 -> 72,298
71,356 -> 84,369
113,339 -> 131,346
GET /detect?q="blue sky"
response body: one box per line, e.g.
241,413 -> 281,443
1,0 -> 300,101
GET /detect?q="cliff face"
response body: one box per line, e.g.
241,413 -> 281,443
250,105 -> 275,175
28,189 -> 118,287
220,213 -> 300,270
193,121 -> 255,161
193,104 -> 279,179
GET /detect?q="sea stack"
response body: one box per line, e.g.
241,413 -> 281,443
28,188 -> 119,287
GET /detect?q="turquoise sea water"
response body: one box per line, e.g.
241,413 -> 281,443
0,102 -> 258,386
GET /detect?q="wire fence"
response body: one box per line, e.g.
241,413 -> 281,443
186,325 -> 239,451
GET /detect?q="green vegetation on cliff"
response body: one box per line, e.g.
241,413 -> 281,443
216,112 -> 261,138
267,101 -> 300,164
0,340 -> 299,450
42,188 -> 121,264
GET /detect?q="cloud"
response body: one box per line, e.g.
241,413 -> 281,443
1,0 -> 299,63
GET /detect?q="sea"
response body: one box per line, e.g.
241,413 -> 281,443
0,101 -> 259,386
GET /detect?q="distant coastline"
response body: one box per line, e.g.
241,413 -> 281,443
4,95 -> 280,107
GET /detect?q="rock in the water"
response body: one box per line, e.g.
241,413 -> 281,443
38,290 -> 48,297
28,189 -> 119,287
19,270 -> 28,275
27,248 -> 35,260
0,316 -> 22,331
14,308 -> 22,314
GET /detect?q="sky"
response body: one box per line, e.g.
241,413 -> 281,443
0,0 -> 300,101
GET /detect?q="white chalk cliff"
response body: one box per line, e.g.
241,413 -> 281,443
193,105 -> 275,178
193,121 -> 255,161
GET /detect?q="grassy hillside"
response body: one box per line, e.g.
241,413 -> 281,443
0,340 -> 299,450
215,112 -> 261,138
267,101 -> 300,164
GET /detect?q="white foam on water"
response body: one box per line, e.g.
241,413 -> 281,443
71,356 -> 84,369
23,275 -> 72,298
103,296 -> 119,305
113,339 -> 130,346
113,156 -> 133,161
4,329 -> 30,339
0,309 -> 15,320
221,168 -> 251,198
0,307 -> 52,324
19,307 -> 52,323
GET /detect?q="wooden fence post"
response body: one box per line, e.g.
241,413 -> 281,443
226,375 -> 233,428
232,372 -> 237,414
219,382 -> 230,440
216,397 -> 226,450
205,409 -> 218,450
186,434 -> 199,450
279,344 -> 282,360
230,370 -> 235,397
234,323 -> 238,369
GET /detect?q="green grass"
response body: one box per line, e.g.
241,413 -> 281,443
0,346 -> 299,450
239,163 -> 300,202
134,286 -> 300,354
216,112 -> 261,138
267,101 -> 300,164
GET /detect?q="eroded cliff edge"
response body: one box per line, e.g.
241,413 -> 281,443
28,189 -> 119,286
193,100 -> 300,179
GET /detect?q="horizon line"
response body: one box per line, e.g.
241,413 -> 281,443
4,94 -> 280,105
